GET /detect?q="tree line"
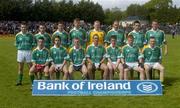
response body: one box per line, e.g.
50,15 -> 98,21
0,0 -> 179,24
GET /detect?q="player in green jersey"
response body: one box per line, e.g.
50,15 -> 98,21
105,20 -> 125,47
121,35 -> 145,80
29,37 -> 50,87
15,22 -> 35,86
86,34 -> 108,80
69,18 -> 87,48
145,19 -> 168,55
68,37 -> 88,80
34,23 -> 52,49
106,36 -> 124,80
128,20 -> 146,50
142,37 -> 164,84
49,36 -> 69,80
52,21 -> 69,48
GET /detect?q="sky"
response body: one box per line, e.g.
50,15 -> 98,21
68,0 -> 180,10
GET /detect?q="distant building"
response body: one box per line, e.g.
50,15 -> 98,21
120,16 -> 149,27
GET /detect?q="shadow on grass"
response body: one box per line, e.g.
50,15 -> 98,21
164,76 -> 179,87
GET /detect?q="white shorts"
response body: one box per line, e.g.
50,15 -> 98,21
112,62 -> 117,65
17,50 -> 32,63
107,62 -> 117,66
144,62 -> 160,69
126,62 -> 138,69
94,63 -> 100,69
54,64 -> 63,70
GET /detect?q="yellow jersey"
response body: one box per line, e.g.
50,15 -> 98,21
87,29 -> 105,46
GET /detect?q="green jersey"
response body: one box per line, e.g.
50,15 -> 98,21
128,30 -> 145,49
32,47 -> 50,64
142,45 -> 161,63
69,27 -> 87,48
145,29 -> 166,47
122,44 -> 143,63
106,45 -> 122,62
52,30 -> 69,48
105,28 -> 125,47
15,32 -> 35,50
69,47 -> 86,65
50,46 -> 68,64
86,44 -> 106,63
34,33 -> 52,49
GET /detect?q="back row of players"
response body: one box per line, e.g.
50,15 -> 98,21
15,18 -> 168,86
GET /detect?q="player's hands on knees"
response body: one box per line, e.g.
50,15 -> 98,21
122,63 -> 127,68
138,63 -> 144,69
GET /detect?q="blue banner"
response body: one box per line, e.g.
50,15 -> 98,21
32,80 -> 162,96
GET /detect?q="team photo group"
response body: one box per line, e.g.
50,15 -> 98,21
15,18 -> 167,88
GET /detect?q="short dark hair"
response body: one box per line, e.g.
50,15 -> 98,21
39,22 -> 45,27
133,20 -> 140,25
74,18 -> 80,22
152,19 -> 158,23
38,36 -> 45,40
93,34 -> 99,39
21,21 -> 27,26
150,36 -> 155,40
113,20 -> 119,24
94,20 -> 100,24
110,35 -> 117,40
74,37 -> 79,40
58,20 -> 64,25
53,35 -> 61,42
127,34 -> 134,39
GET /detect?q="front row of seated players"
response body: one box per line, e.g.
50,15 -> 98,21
28,34 -> 165,87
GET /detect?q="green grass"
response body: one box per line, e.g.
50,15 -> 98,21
0,35 -> 180,108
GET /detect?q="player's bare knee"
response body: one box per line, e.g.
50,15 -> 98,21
144,65 -> 150,71
108,67 -> 113,72
87,64 -> 92,70
103,65 -> 108,72
160,66 -> 164,71
69,69 -> 73,75
49,68 -> 54,74
64,71 -> 68,76
139,67 -> 144,73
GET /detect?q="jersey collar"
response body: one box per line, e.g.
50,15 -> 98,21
93,29 -> 101,32
73,27 -> 81,31
20,31 -> 28,35
151,28 -> 159,32
112,28 -> 118,31
38,32 -> 46,35
132,30 -> 140,33
110,44 -> 116,49
37,46 -> 46,51
127,44 -> 134,48
92,43 -> 99,48
56,30 -> 65,33
53,45 -> 61,48
73,46 -> 81,51
149,45 -> 155,50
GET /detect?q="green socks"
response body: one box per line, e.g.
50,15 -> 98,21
30,74 -> 34,84
44,76 -> 49,80
56,72 -> 60,80
17,73 -> 23,83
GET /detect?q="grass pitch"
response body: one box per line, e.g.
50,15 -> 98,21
0,35 -> 180,108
